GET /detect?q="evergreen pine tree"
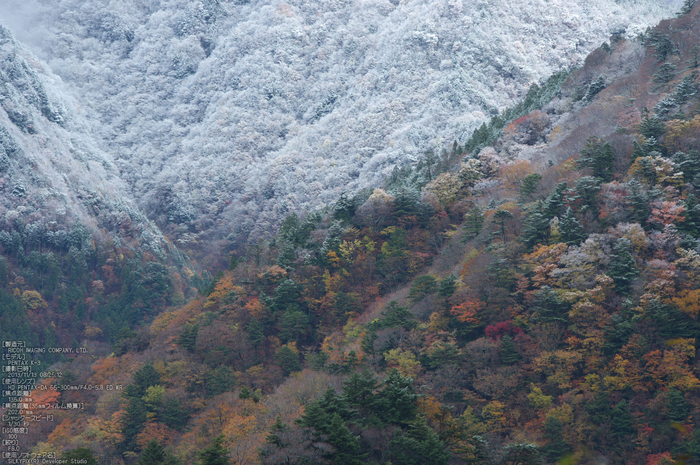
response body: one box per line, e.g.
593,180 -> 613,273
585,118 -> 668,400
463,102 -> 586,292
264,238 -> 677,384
544,183 -> 569,219
177,324 -> 198,353
627,180 -> 651,225
159,398 -> 189,431
438,274 -> 457,299
611,400 -> 634,439
265,416 -> 288,447
499,335 -> 521,364
689,45 -> 699,68
275,345 -> 301,375
121,398 -> 148,452
654,35 -> 676,61
500,443 -> 544,465
586,392 -> 611,425
608,238 -> 639,294
584,76 -> 606,102
674,150 -> 700,184
574,176 -> 601,213
343,370 -> 379,410
388,416 -> 450,465
137,440 -> 165,465
334,193 -> 357,222
578,138 -> 615,181
199,435 -> 230,465
667,390 -> 690,422
532,286 -> 569,323
678,0 -> 697,16
327,413 -> 364,465
559,207 -> 584,245
521,201 -> 549,249
246,317 -> 265,347
542,418 -> 572,462
376,370 -> 418,425
637,114 -> 666,139
493,209 -> 514,243
128,364 -> 161,398
462,206 -> 484,242
672,75 -> 697,104
361,330 -> 378,357
653,63 -> 677,84
519,173 -> 542,199
679,193 -> 700,237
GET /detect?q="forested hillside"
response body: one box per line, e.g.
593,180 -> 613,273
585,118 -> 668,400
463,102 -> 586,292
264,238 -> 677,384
1,0 -> 688,441
0,0 -> 684,251
2,0 -> 683,396
5,2 -> 700,464
0,25 -> 195,388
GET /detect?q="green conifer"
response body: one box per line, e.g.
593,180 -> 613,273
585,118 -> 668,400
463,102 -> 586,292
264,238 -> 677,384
137,441 -> 166,465
499,335 -> 521,365
199,435 -> 230,465
560,207 -> 584,245
608,238 -> 639,294
462,206 -> 485,242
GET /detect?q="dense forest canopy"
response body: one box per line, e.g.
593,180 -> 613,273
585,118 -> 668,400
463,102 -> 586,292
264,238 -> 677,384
2,1 -> 700,464
0,0 -> 685,250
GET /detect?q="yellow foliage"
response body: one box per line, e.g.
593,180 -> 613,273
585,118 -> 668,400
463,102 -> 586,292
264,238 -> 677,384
673,289 -> 700,317
548,124 -> 564,142
644,339 -> 700,391
150,310 -> 178,336
89,353 -> 135,386
246,365 -> 264,377
384,348 -> 421,377
526,383 -> 553,411
428,312 -> 449,332
204,275 -> 243,308
482,400 -> 507,432
621,223 -> 648,252
423,171 -> 462,205
603,354 -> 639,391
545,403 -> 574,425
182,266 -> 194,280
21,290 -> 48,310
82,410 -> 125,446
343,320 -> 365,343
322,269 -> 343,293
223,412 -> 257,442
664,115 -> 700,153
524,243 -> 568,287
143,385 -> 165,407
460,248 -> 480,277
83,326 -> 103,339
532,350 -> 583,389
418,396 -> 443,419
339,239 -> 361,262
674,248 -> 700,282
325,250 -> 341,268
628,155 -> 684,187
258,265 -> 288,282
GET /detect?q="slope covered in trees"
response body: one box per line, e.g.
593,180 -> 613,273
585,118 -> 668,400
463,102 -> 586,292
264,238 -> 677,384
4,2 -> 700,465
0,0 -> 685,252
0,25 -> 196,394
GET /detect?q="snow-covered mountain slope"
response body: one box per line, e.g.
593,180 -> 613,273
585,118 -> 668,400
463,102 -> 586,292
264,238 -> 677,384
0,0 -> 684,249
0,26 -> 177,261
